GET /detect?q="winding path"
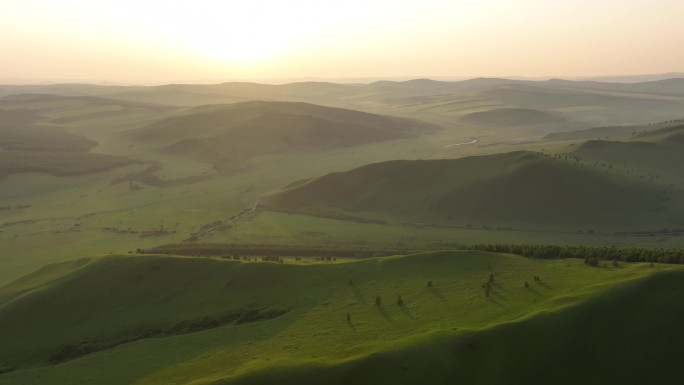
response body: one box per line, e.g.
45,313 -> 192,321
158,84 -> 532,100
444,139 -> 478,148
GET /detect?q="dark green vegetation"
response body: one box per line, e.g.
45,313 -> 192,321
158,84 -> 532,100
1,77 -> 684,384
466,244 -> 684,264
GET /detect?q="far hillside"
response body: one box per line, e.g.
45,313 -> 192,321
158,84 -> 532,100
544,118 -> 684,142
263,151 -> 681,231
0,110 -> 134,178
459,107 -> 586,133
126,101 -> 437,167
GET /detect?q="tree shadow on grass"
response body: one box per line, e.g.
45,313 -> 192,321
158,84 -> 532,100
351,287 -> 366,305
526,286 -> 542,296
399,304 -> 416,319
428,286 -> 445,300
375,305 -> 393,323
492,283 -> 512,295
487,295 -> 505,308
489,283 -> 510,301
347,320 -> 356,333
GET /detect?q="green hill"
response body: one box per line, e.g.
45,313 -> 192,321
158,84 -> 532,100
127,101 -> 436,163
224,268 -> 684,385
263,151 -> 676,230
0,251 -> 680,384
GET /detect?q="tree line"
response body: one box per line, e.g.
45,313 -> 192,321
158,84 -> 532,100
462,244 -> 684,264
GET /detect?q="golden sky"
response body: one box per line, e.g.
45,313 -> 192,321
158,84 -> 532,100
1,0 -> 683,83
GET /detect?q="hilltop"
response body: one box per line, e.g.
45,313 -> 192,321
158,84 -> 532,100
126,101 -> 436,165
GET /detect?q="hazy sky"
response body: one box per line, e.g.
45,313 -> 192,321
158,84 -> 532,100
1,0 -> 683,83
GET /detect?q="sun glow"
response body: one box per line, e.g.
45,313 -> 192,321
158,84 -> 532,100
1,0 -> 683,82
169,3 -> 307,67
185,26 -> 290,66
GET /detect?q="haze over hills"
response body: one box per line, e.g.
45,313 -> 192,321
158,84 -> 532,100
2,77 -> 684,127
125,101 -> 437,166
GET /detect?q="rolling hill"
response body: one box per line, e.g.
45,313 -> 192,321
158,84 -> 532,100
4,78 -> 684,128
263,151 -> 679,230
126,101 -> 437,164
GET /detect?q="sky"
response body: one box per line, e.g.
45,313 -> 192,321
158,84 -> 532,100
1,0 -> 683,84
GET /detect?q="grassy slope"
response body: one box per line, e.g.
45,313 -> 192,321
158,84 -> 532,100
459,107 -> 578,127
0,251 -> 678,385
263,151 -> 677,230
223,268 -> 684,385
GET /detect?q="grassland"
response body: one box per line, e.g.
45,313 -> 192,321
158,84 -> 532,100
0,251 -> 680,385
1,78 -> 683,384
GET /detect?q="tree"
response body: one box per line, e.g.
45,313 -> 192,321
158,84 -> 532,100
427,280 -> 433,288
397,295 -> 404,306
375,296 -> 381,306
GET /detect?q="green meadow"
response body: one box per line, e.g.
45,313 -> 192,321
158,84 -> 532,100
1,78 -> 684,384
